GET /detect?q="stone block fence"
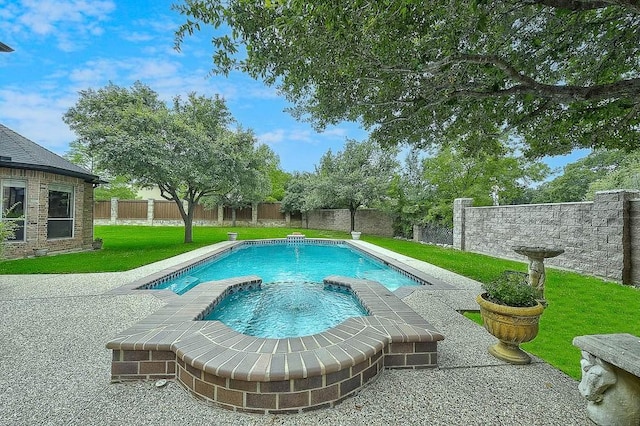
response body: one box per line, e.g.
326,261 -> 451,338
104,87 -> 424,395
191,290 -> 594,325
94,199 -> 394,237
452,190 -> 640,286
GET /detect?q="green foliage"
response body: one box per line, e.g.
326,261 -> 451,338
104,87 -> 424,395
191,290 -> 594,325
481,271 -> 538,307
94,176 -> 140,201
532,150 -> 630,203
421,144 -> 549,226
585,151 -> 640,200
0,219 -> 17,259
201,131 -> 275,225
174,0 -> 640,158
380,150 -> 434,238
307,139 -> 399,231
63,82 -> 263,242
280,172 -> 313,214
267,167 -> 291,202
64,141 -> 141,200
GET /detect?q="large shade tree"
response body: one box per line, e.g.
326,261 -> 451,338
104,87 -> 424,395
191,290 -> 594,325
585,151 -> 640,199
421,144 -> 550,225
307,139 -> 399,232
174,0 -> 640,157
531,149 -> 630,203
280,172 -> 314,227
64,82 -> 256,243
64,140 -> 139,201
202,137 -> 275,226
383,150 -> 435,237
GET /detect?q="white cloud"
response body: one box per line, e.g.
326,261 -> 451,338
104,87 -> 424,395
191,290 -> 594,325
0,89 -> 76,153
121,32 -> 155,43
288,129 -> 313,143
9,0 -> 116,50
319,127 -> 349,138
258,129 -> 286,145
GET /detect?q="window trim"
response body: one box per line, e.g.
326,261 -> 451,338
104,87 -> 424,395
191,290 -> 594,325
47,184 -> 75,240
1,179 -> 26,242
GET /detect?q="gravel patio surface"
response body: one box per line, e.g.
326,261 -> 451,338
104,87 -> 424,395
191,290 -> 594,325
0,242 -> 590,425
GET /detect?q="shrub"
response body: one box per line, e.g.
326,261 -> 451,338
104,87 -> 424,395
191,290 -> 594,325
0,219 -> 17,259
481,271 -> 538,307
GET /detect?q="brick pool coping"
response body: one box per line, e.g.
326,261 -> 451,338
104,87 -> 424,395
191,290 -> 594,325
107,275 -> 445,413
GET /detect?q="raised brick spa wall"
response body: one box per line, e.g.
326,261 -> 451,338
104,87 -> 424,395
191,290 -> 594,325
111,340 -> 438,414
107,276 -> 444,413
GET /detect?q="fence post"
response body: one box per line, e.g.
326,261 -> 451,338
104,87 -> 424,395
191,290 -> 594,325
217,204 -> 224,225
413,224 -> 421,242
252,202 -> 258,225
593,190 -> 640,285
147,199 -> 154,225
110,197 -> 118,224
453,198 -> 473,251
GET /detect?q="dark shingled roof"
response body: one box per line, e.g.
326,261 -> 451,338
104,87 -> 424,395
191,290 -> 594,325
0,123 -> 100,183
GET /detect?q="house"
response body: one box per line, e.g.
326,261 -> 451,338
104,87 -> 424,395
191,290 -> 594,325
0,123 -> 101,258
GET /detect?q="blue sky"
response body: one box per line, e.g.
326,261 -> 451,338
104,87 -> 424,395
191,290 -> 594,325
0,0 -> 586,174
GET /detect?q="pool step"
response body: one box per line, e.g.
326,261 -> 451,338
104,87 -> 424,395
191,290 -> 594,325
170,275 -> 200,295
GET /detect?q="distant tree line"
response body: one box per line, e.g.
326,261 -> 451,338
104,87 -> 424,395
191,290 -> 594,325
64,82 -> 639,244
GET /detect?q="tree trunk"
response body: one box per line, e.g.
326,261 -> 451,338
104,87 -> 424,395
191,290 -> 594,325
184,214 -> 193,243
232,208 -> 237,227
175,198 -> 194,244
350,208 -> 356,232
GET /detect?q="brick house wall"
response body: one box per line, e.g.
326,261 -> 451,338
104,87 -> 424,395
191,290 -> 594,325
2,166 -> 95,258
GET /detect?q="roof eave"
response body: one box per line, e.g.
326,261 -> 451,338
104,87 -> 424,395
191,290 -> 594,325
0,161 -> 103,184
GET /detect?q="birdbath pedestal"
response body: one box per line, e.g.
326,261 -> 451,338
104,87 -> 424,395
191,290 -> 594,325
512,246 -> 564,304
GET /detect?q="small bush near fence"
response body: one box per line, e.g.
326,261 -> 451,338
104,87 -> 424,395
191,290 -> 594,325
416,223 -> 453,246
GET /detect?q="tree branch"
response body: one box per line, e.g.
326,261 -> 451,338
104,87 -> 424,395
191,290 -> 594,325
451,54 -> 640,102
525,0 -> 640,13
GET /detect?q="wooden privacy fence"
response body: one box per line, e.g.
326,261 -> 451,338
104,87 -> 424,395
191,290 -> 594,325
94,199 -> 301,225
118,200 -> 148,219
93,199 -> 397,236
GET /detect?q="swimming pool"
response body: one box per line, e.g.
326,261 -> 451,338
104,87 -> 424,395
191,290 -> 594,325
152,240 -> 421,294
111,240 -> 448,413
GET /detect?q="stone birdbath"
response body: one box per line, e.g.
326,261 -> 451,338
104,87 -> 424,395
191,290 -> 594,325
512,246 -> 564,305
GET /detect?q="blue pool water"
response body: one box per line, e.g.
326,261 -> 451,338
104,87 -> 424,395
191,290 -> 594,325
156,242 -> 420,294
204,282 -> 368,338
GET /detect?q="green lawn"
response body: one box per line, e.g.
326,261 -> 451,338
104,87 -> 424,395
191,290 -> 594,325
0,226 -> 350,273
1,226 -> 638,380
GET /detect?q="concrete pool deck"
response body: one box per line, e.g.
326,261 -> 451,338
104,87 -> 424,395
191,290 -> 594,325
0,240 -> 590,425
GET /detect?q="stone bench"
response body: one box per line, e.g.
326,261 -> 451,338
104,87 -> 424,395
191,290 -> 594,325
573,333 -> 640,426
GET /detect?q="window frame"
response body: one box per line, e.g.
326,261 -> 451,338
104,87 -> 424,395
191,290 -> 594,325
47,184 -> 75,240
1,179 -> 26,242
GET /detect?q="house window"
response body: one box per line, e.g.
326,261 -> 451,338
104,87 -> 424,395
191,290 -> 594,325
1,180 -> 26,241
47,185 -> 74,239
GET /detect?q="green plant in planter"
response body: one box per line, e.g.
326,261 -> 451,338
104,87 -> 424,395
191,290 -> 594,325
92,237 -> 104,250
477,270 -> 544,364
481,271 -> 538,307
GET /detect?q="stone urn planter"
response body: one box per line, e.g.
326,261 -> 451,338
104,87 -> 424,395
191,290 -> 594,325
476,293 -> 544,364
350,231 -> 361,240
227,232 -> 238,241
92,238 -> 103,250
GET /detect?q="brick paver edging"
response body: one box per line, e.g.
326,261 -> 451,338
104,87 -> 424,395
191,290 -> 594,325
107,276 -> 444,413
